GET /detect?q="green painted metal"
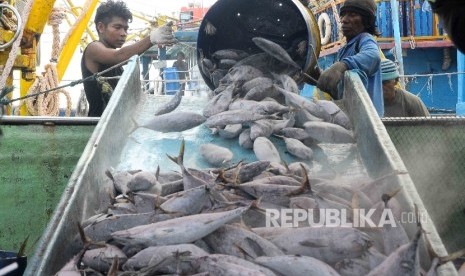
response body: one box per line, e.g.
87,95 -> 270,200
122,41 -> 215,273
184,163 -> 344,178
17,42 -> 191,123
0,124 -> 94,253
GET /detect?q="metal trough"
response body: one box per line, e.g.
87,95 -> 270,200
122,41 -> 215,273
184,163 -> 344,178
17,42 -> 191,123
25,57 -> 457,275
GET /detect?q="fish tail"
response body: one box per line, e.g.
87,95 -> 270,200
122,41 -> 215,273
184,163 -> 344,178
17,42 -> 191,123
166,139 -> 185,166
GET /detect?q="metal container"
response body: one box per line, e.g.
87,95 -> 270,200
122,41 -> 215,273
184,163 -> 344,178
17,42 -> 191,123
197,0 -> 321,90
25,57 -> 457,275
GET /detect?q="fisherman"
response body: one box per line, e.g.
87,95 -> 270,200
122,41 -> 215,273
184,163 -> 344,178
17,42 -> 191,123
81,0 -> 177,117
316,0 -> 383,117
381,59 -> 430,117
173,51 -> 188,96
427,0 -> 465,53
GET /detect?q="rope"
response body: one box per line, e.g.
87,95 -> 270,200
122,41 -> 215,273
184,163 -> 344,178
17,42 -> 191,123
0,0 -> 33,94
16,7 -> 73,116
3,59 -> 130,105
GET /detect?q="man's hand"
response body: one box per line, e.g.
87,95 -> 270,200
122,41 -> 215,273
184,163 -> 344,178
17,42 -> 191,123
150,21 -> 177,45
316,62 -> 348,99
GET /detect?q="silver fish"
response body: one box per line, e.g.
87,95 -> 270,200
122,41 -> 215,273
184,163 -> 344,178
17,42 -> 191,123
153,89 -> 183,116
303,121 -> 355,144
205,110 -> 274,128
193,254 -> 277,276
160,184 -> 213,215
203,84 -> 235,117
218,124 -> 243,139
366,229 -> 421,276
255,255 -> 340,276
239,128 -> 254,149
200,143 -> 234,166
203,224 -> 284,260
122,244 -> 208,273
82,244 -> 127,273
253,227 -> 373,265
250,120 -> 275,140
140,112 -> 206,133
253,137 -> 281,164
252,37 -> 301,69
280,136 -> 313,160
111,207 -> 248,247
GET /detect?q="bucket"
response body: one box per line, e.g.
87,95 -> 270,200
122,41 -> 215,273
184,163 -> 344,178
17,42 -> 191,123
197,0 -> 321,91
0,251 -> 27,276
163,67 -> 181,95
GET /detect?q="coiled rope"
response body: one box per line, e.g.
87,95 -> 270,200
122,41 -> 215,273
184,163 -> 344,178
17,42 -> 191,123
16,0 -> 94,116
17,7 -> 72,116
0,0 -> 33,99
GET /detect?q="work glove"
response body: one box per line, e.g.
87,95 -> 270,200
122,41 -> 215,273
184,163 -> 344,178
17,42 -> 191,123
150,21 -> 177,45
304,65 -> 321,86
316,62 -> 348,99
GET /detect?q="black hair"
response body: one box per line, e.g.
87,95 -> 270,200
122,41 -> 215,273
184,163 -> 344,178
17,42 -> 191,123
362,16 -> 381,37
177,51 -> 185,58
94,0 -> 132,32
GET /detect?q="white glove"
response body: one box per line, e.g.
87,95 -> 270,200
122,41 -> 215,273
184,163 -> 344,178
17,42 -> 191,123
150,21 -> 177,45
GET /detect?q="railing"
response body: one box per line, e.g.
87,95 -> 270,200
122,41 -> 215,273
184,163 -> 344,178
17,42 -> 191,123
312,0 -> 452,56
140,67 -> 209,96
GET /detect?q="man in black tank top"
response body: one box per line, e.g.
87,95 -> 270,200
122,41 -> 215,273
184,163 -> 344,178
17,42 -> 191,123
81,0 -> 177,117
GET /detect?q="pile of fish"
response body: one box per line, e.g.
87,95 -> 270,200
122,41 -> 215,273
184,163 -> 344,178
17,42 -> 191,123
56,37 -> 440,275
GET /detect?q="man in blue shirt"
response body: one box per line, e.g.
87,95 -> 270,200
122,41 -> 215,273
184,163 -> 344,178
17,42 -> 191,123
317,0 -> 383,117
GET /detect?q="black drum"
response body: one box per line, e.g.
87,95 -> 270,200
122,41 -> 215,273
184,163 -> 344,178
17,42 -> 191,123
197,0 -> 321,90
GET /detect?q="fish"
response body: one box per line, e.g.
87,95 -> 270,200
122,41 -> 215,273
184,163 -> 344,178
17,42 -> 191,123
139,111 -> 206,133
193,254 -> 277,276
253,137 -> 281,164
160,184 -> 213,215
250,120 -> 275,140
111,207 -> 248,247
122,244 -> 208,273
315,100 -> 352,129
303,121 -> 355,144
82,244 -> 127,273
203,84 -> 236,117
239,128 -> 254,149
255,255 -> 340,276
167,140 -> 212,190
242,77 -> 274,94
199,143 -> 234,166
274,84 -> 329,119
203,224 -> 284,260
366,228 -> 422,276
229,100 -> 290,115
127,170 -> 159,193
153,89 -> 183,116
205,109 -> 275,128
252,37 -> 301,70
218,124 -> 243,139
253,227 -> 373,265
279,136 -> 313,160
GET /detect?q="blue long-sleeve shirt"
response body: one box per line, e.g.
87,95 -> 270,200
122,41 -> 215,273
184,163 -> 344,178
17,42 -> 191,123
337,33 -> 384,117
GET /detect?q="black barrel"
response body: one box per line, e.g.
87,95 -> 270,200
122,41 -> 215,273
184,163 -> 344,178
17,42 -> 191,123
197,0 -> 321,91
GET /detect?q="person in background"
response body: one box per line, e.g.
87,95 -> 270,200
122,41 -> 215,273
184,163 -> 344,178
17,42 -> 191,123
316,0 -> 383,117
173,51 -> 188,96
81,0 -> 176,117
381,59 -> 430,117
427,0 -> 465,53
